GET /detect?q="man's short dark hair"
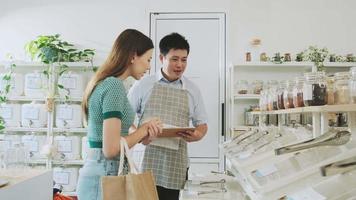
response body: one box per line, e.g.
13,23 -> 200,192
159,33 -> 190,56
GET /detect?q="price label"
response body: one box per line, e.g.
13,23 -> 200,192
26,75 -> 42,89
22,136 -> 39,152
255,164 -> 278,177
23,107 -> 39,120
57,107 -> 73,120
53,171 -> 70,185
57,140 -> 72,153
60,77 -> 77,89
288,187 -> 326,200
0,107 -> 13,119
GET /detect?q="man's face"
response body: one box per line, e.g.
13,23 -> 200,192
160,49 -> 188,80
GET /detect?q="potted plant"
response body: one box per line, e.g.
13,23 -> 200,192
25,34 -> 95,101
304,46 -> 329,71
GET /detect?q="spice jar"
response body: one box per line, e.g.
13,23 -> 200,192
246,52 -> 251,62
334,72 -> 351,104
277,81 -> 287,110
283,80 -> 295,109
260,53 -> 268,62
350,67 -> 356,103
293,77 -> 305,107
303,72 -> 327,106
252,80 -> 264,94
236,80 -> 249,94
326,76 -> 335,105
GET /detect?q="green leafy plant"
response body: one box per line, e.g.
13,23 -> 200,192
25,34 -> 96,102
304,46 -> 329,71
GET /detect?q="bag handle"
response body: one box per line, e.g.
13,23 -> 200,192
117,137 -> 138,175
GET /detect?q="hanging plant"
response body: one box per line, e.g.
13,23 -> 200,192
0,62 -> 16,131
25,34 -> 96,101
304,46 -> 329,71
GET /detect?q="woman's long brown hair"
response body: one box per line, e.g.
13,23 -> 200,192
82,29 -> 153,121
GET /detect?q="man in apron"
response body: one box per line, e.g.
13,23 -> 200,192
128,33 -> 208,200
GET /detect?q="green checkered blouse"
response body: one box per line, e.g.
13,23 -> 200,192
87,76 -> 134,148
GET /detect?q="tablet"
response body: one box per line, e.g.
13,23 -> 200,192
161,127 -> 195,137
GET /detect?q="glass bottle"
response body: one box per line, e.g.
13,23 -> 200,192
267,80 -> 279,110
326,76 -> 335,105
277,80 -> 287,110
350,67 -> 356,103
303,72 -> 327,106
293,77 -> 305,107
334,72 -> 351,104
283,80 -> 295,109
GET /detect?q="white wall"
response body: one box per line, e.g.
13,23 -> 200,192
0,0 -> 356,64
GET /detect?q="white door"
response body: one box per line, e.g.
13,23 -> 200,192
150,13 -> 226,165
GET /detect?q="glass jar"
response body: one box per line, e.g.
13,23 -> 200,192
283,80 -> 295,109
334,72 -> 351,104
266,88 -> 273,111
326,76 -> 335,105
303,72 -> 327,106
236,80 -> 249,94
277,80 -> 287,110
293,77 -> 305,107
350,67 -> 356,103
252,80 -> 264,94
267,80 -> 279,111
259,90 -> 268,111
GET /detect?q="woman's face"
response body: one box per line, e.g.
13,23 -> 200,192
130,49 -> 153,80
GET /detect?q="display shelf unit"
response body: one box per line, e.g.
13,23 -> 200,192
0,61 -> 95,195
223,103 -> 356,200
228,62 -> 314,139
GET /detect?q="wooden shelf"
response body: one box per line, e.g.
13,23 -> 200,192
251,104 -> 356,115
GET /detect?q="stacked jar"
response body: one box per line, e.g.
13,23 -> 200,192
293,77 -> 305,107
326,76 -> 335,105
283,80 -> 295,109
277,80 -> 287,110
350,67 -> 356,103
303,72 -> 327,106
334,72 -> 351,104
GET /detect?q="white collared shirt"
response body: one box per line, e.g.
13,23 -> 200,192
127,69 -> 208,127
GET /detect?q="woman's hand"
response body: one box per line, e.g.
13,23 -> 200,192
141,118 -> 162,144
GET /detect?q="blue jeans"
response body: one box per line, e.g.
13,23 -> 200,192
76,148 -> 127,200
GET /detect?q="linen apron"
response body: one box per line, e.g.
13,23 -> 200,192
139,82 -> 190,190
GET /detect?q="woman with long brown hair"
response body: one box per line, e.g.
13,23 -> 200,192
76,29 -> 162,200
